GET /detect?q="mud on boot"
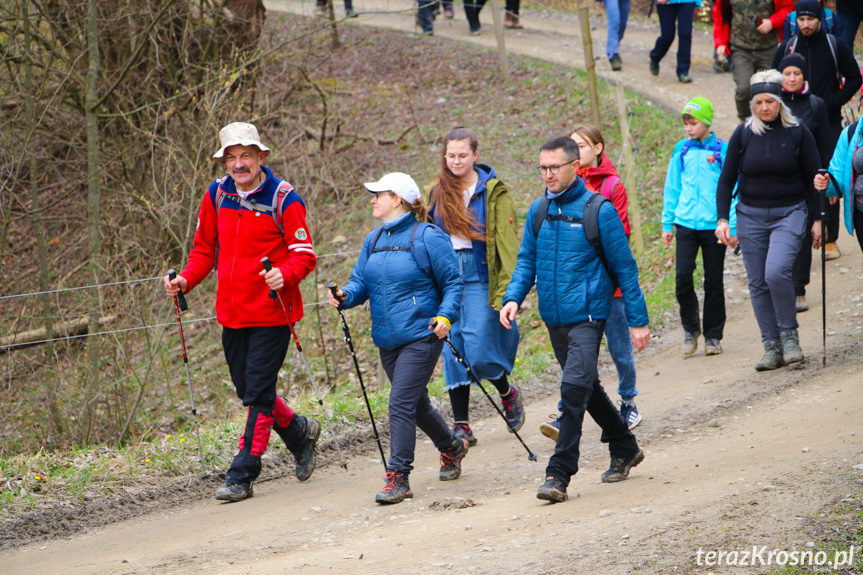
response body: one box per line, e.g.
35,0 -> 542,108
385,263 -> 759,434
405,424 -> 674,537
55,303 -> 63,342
375,471 -> 413,504
780,329 -> 804,366
755,340 -> 784,371
601,449 -> 644,483
215,482 -> 253,502
501,384 -> 525,432
439,437 -> 469,481
294,418 -> 321,481
536,475 -> 568,503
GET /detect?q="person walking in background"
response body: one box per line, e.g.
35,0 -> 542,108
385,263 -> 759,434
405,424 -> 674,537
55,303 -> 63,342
713,0 -> 795,121
501,136 -> 650,504
662,98 -> 734,358
715,71 -> 822,372
541,125 -> 642,440
777,53 -> 834,312
835,0 -> 863,48
783,0 -> 840,38
329,173 -> 468,505
772,0 -> 862,262
597,0 -> 630,71
464,0 -> 487,35
815,116 -> 863,256
164,122 -> 319,502
649,0 -> 701,84
427,127 -> 523,447
504,0 -> 524,28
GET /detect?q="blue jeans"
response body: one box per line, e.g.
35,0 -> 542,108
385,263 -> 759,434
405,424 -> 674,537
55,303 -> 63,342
604,296 -> 638,401
417,0 -> 436,32
736,202 -> 807,341
443,251 -> 519,390
649,2 -> 695,75
601,0 -> 631,60
837,10 -> 863,49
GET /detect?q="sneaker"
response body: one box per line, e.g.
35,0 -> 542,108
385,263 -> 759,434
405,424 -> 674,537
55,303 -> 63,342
501,384 -> 525,432
825,242 -> 841,260
678,73 -> 692,83
796,296 -> 809,313
649,59 -> 659,76
536,475 -> 568,503
295,418 -> 321,482
704,338 -> 723,356
619,401 -> 642,430
453,422 -> 478,447
215,482 -> 253,502
375,471 -> 412,504
540,414 -> 561,441
780,329 -> 804,365
755,340 -> 784,371
469,27 -> 481,35
439,438 -> 469,481
601,449 -> 644,483
609,53 -> 622,71
682,330 -> 700,356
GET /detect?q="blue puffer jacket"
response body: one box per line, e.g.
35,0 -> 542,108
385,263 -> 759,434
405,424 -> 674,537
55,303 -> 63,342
826,119 -> 863,236
341,212 -> 463,350
503,177 -> 649,328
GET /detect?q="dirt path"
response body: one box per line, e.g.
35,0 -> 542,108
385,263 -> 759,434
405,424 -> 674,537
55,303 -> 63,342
3,6 -> 863,574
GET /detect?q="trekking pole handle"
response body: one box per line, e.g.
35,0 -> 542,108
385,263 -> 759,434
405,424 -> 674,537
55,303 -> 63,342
167,269 -> 188,312
328,282 -> 344,310
260,257 -> 278,300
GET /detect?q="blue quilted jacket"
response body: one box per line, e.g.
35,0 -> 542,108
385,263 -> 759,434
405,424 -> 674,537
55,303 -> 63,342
503,177 -> 649,328
341,212 -> 463,350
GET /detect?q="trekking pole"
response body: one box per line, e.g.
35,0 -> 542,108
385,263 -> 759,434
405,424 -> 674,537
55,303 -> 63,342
430,319 -> 538,462
261,258 -> 348,470
817,169 -> 842,367
328,282 -> 387,471
167,269 -> 205,471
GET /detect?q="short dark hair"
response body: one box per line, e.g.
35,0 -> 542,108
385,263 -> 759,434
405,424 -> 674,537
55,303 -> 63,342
540,136 -> 580,161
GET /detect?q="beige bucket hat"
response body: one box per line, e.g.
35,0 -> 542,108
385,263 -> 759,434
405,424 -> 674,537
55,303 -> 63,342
212,122 -> 271,162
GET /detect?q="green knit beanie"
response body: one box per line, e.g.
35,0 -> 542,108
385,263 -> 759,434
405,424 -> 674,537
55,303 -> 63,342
681,97 -> 714,127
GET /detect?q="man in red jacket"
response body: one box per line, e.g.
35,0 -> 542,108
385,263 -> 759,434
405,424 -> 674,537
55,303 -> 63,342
164,122 -> 319,502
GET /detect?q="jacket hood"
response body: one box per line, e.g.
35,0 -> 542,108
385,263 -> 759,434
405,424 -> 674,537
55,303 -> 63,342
382,211 -> 416,232
577,153 -> 621,191
474,163 -> 497,196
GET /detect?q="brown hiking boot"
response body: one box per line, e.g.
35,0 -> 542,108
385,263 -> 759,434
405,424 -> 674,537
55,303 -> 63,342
825,242 -> 841,260
504,12 -> 523,28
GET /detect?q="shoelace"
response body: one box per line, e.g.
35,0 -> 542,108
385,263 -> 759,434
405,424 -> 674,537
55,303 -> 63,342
381,472 -> 401,492
440,449 -> 460,468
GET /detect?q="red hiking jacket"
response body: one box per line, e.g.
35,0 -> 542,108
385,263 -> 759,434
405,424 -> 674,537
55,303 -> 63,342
577,153 -> 631,235
713,0 -> 794,54
181,166 -> 316,328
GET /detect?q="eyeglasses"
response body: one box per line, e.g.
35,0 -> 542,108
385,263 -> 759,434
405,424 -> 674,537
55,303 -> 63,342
535,159 -> 576,175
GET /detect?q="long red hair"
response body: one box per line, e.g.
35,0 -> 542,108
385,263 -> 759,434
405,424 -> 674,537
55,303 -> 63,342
429,127 -> 486,242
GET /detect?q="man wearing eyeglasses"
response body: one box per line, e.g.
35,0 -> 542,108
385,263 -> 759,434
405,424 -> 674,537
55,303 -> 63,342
499,136 -> 650,504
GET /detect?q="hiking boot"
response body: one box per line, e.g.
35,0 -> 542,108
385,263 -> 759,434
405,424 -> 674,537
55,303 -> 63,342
295,418 -> 321,482
453,422 -> 478,447
501,384 -> 525,432
780,329 -> 804,365
682,330 -> 700,356
469,27 -> 481,35
795,296 -> 809,313
649,59 -> 659,76
609,53 -> 622,71
619,401 -> 642,430
504,12 -> 523,28
215,482 -> 253,502
345,7 -> 358,17
375,471 -> 413,504
601,449 -> 644,483
825,242 -> 841,260
443,6 -> 454,18
439,437 -> 469,481
704,338 -> 723,356
536,475 -> 568,503
755,340 -> 784,371
540,414 -> 561,441
678,73 -> 692,83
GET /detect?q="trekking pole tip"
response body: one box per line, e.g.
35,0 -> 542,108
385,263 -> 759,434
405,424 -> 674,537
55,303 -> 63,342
529,452 -> 538,461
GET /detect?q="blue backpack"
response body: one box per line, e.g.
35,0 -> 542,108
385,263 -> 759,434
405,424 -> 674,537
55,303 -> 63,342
368,221 -> 442,297
679,137 -> 724,172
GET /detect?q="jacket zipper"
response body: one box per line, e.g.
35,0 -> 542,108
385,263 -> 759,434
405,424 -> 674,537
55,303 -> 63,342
230,205 -> 242,325
554,202 -> 561,326
382,232 -> 393,348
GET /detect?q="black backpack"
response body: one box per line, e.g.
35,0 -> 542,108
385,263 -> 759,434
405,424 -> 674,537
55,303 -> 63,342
533,193 -> 618,289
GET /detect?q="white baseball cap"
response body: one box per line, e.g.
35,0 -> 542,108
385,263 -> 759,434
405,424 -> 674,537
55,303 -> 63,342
363,172 -> 421,204
212,122 -> 271,162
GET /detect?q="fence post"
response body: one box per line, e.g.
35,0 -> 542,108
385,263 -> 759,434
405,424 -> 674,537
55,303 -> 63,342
578,0 -> 601,127
615,83 -> 644,254
489,0 -> 511,82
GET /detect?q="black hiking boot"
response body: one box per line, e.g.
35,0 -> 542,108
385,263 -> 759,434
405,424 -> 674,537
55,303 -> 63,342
375,471 -> 413,504
453,422 -> 478,447
601,449 -> 644,483
294,418 -> 321,482
536,475 -> 568,503
439,437 -> 469,481
501,384 -> 525,432
755,340 -> 784,371
609,53 -> 622,71
780,329 -> 804,365
215,482 -> 253,502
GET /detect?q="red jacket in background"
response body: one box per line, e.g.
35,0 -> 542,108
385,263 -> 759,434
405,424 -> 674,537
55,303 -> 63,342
577,153 -> 631,235
713,0 -> 794,54
181,165 -> 317,328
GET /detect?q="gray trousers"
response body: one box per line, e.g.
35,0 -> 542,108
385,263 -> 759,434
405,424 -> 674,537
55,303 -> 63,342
731,45 -> 775,121
379,334 -> 454,474
736,201 -> 807,341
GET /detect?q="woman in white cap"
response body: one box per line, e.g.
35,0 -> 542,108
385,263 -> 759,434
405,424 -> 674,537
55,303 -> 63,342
427,127 -> 523,447
328,173 -> 468,504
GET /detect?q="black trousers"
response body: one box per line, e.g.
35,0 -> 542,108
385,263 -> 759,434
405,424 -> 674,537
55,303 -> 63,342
675,226 -> 727,339
464,0 -> 488,32
855,208 -> 863,254
546,320 -> 638,487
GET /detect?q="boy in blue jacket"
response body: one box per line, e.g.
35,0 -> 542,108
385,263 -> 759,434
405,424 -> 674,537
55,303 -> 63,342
662,97 -> 737,357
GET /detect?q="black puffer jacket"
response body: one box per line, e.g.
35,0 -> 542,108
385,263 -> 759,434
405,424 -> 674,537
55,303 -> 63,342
781,84 -> 835,165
